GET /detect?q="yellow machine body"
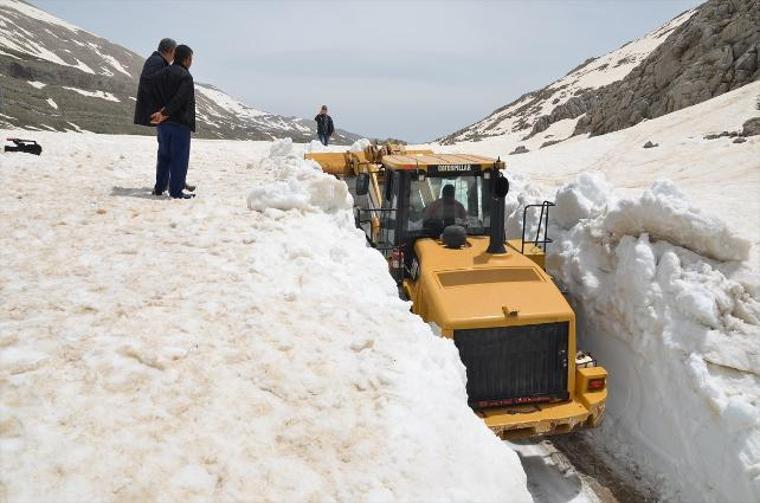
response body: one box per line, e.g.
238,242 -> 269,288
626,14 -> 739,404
306,144 -> 607,438
403,237 -> 606,438
304,144 -> 436,177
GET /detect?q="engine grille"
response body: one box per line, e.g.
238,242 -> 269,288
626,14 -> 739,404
454,322 -> 569,408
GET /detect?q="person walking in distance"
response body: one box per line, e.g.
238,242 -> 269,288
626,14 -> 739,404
315,105 -> 334,146
133,38 -> 195,195
149,44 -> 196,200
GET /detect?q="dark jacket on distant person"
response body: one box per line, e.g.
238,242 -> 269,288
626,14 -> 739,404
133,51 -> 168,126
315,114 -> 335,136
152,63 -> 196,132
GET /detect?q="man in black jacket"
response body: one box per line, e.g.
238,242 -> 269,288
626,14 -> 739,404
149,44 -> 196,199
315,105 -> 334,146
134,38 -> 175,126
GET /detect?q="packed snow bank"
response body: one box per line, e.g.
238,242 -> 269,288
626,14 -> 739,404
247,140 -> 352,212
537,174 -> 760,502
240,140 -> 533,501
0,134 -> 531,502
555,176 -> 752,262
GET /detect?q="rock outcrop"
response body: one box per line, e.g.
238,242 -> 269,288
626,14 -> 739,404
742,116 -> 760,136
576,0 -> 760,137
528,95 -> 597,138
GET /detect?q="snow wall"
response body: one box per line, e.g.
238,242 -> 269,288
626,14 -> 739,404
0,138 -> 532,502
506,173 -> 760,502
242,139 -> 533,502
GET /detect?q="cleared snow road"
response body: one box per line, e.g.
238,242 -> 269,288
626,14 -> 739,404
511,435 -> 654,503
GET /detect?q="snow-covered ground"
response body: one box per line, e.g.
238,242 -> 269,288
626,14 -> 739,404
0,132 -> 531,501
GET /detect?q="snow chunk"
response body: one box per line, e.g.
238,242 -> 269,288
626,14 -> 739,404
247,139 -> 351,213
27,81 -> 46,89
554,176 -> 750,262
45,98 -> 58,110
350,138 -> 372,152
553,173 -> 611,229
305,139 -> 327,153
603,180 -> 751,262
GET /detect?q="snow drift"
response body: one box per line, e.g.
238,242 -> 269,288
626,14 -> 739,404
522,174 -> 760,502
0,135 -> 531,502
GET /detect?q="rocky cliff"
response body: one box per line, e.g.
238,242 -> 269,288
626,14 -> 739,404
576,0 -> 760,136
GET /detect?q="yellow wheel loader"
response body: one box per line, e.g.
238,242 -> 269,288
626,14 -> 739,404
306,144 -> 607,438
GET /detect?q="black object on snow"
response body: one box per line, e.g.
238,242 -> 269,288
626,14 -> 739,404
4,138 -> 42,156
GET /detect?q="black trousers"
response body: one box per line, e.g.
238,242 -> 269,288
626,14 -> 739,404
155,123 -> 191,197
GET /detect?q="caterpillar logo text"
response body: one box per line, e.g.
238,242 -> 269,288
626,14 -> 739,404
436,164 -> 471,172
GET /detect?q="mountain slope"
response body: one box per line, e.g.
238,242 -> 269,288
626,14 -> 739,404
0,0 -> 360,143
438,9 -> 695,146
440,0 -> 759,150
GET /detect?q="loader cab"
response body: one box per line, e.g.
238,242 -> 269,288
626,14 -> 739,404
358,154 -> 503,279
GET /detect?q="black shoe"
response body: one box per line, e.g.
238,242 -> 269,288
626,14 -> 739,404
152,188 -> 166,196
185,183 -> 196,192
171,192 -> 196,199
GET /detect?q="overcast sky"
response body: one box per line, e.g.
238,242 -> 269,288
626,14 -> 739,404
34,0 -> 702,142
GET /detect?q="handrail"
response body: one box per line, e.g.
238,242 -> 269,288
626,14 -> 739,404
520,201 -> 555,254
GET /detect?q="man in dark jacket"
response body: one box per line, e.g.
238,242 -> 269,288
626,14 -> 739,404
149,44 -> 196,199
133,38 -> 175,126
315,105 -> 334,146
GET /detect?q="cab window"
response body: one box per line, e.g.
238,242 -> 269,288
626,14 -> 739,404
407,175 -> 491,236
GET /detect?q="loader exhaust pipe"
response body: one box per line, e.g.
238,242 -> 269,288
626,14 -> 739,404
487,169 -> 509,254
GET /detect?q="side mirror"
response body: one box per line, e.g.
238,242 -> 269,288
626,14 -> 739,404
493,173 -> 509,198
356,173 -> 369,196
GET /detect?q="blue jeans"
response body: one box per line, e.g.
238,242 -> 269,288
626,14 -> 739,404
318,133 -> 329,146
155,123 -> 191,197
